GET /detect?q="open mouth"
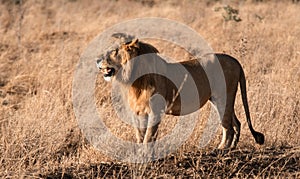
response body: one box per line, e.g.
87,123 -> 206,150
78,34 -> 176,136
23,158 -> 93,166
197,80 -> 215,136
102,67 -> 115,77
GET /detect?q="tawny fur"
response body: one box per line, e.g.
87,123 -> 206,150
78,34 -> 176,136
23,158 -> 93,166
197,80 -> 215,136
97,37 -> 264,149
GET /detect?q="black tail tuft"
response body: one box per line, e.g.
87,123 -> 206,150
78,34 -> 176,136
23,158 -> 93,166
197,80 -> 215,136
254,131 -> 265,145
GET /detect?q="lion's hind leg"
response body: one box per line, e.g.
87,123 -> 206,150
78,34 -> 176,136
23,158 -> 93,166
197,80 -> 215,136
231,113 -> 241,149
212,96 -> 243,149
211,100 -> 234,149
219,115 -> 235,149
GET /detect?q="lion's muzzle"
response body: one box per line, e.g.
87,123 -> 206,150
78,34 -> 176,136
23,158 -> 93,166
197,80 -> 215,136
96,57 -> 115,81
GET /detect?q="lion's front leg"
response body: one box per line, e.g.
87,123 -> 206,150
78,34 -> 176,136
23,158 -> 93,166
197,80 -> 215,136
132,111 -> 162,144
143,93 -> 165,143
143,113 -> 161,161
132,113 -> 160,144
135,127 -> 147,143
143,113 -> 161,144
133,112 -> 161,144
132,115 -> 148,143
133,113 -> 161,161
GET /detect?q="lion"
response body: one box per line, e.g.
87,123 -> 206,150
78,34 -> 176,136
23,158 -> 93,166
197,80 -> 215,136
96,35 -> 264,149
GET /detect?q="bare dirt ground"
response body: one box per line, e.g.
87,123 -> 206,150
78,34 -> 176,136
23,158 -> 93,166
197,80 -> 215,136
0,0 -> 299,178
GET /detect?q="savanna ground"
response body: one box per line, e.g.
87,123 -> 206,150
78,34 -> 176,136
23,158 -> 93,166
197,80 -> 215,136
0,0 -> 299,178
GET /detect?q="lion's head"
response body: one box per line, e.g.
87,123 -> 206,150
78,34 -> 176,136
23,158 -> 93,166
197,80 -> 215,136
96,35 -> 159,82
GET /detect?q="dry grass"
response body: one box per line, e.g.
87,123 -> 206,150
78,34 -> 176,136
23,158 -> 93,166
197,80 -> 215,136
0,0 -> 299,178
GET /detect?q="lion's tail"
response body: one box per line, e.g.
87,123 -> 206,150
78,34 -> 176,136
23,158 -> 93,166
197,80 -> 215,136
239,68 -> 265,145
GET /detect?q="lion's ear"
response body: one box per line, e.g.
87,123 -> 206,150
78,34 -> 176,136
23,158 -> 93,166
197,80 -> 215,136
128,38 -> 139,48
121,38 -> 139,51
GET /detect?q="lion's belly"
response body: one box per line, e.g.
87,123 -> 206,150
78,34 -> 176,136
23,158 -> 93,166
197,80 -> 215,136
164,63 -> 211,116
163,79 -> 211,116
165,95 -> 209,116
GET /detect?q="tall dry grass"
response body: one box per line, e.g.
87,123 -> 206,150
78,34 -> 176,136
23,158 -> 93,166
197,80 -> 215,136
0,0 -> 299,178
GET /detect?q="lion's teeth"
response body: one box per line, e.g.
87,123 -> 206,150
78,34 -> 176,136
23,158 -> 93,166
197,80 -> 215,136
104,68 -> 111,74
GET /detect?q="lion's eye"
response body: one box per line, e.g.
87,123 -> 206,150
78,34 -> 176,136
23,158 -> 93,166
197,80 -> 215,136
114,48 -> 118,55
110,49 -> 118,56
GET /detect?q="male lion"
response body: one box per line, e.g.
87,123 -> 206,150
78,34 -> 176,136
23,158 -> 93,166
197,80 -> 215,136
96,35 -> 264,149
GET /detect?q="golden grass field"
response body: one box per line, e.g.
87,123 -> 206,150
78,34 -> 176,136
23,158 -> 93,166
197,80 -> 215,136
0,0 -> 299,178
